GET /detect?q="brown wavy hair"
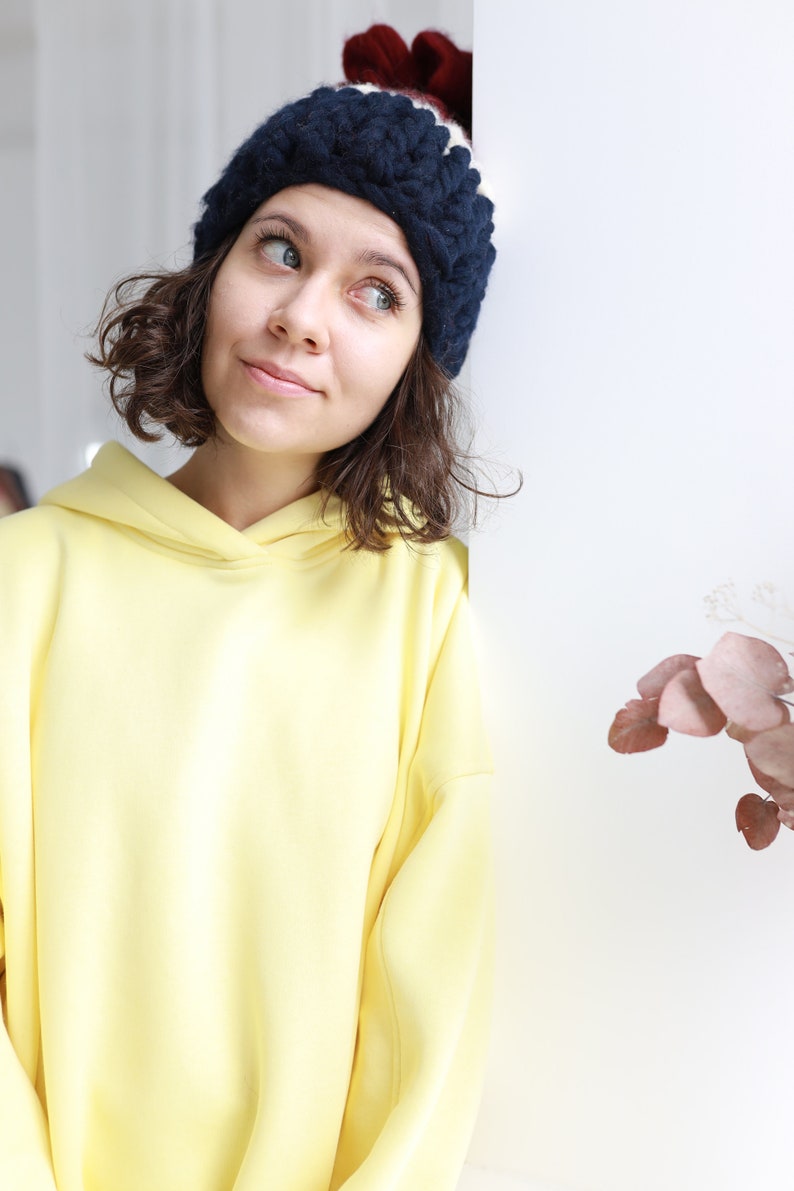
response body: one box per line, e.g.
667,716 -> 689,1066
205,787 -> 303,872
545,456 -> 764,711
88,237 -> 508,551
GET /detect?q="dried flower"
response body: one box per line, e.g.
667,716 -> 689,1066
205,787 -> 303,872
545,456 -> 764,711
608,631 -> 794,850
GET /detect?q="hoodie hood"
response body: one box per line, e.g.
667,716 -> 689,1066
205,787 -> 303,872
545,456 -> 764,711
39,442 -> 347,568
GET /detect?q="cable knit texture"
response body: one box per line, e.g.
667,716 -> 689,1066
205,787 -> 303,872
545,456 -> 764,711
192,85 -> 495,377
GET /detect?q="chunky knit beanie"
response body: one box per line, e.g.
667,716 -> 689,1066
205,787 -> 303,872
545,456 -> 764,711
192,26 -> 495,378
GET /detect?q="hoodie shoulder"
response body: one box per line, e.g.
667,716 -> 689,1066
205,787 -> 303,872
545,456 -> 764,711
0,506 -> 71,647
0,503 -> 68,563
37,443 -> 351,567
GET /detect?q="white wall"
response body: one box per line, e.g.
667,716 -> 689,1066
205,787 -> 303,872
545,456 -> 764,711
470,2 -> 794,1189
0,1 -> 38,478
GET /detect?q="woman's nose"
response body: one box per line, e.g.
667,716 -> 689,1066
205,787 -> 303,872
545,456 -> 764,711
266,278 -> 331,351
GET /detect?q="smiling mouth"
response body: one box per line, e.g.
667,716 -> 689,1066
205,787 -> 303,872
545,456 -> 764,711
242,360 -> 320,397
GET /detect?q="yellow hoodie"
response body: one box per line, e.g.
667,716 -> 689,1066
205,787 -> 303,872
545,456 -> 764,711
0,443 -> 493,1191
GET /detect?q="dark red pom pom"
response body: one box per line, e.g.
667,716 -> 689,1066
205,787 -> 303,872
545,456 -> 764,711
342,23 -> 473,139
343,25 -> 414,90
411,31 -> 472,137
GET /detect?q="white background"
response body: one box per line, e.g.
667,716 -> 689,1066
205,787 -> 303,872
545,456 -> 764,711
4,1 -> 794,1189
471,2 -> 794,1189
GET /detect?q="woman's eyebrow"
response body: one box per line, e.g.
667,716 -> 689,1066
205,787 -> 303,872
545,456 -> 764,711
251,212 -> 309,240
357,250 -> 419,296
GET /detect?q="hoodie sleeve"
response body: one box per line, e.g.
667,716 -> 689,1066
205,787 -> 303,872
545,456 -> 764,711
0,513 -> 60,1190
0,913 -> 59,1190
330,576 -> 494,1191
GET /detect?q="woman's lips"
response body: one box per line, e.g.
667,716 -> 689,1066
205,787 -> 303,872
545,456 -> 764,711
242,359 -> 320,398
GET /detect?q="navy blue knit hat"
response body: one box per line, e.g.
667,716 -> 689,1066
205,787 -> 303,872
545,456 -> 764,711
193,32 -> 495,378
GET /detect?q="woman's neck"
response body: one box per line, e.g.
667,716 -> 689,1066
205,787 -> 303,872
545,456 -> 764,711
167,439 -> 320,530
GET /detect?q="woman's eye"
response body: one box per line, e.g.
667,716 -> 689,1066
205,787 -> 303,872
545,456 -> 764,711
261,238 -> 300,268
360,284 -> 395,312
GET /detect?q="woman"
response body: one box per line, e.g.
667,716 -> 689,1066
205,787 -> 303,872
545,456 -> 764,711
0,26 -> 498,1191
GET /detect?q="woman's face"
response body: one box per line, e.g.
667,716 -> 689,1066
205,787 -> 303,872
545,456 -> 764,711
201,184 -> 423,473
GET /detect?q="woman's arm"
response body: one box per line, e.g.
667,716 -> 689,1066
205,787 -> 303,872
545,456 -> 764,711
331,776 -> 493,1191
0,908 -> 59,1190
0,512 -> 60,1189
331,582 -> 494,1190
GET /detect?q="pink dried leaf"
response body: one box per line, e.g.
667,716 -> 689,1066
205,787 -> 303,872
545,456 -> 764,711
774,789 -> 794,813
735,792 -> 781,850
637,654 -> 700,700
778,807 -> 794,830
696,632 -> 793,731
745,754 -> 794,804
657,668 -> 727,737
608,698 -> 668,754
726,721 -> 758,744
745,724 -> 794,790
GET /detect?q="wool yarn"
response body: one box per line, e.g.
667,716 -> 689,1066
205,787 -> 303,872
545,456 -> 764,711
192,37 -> 495,377
343,24 -> 473,136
